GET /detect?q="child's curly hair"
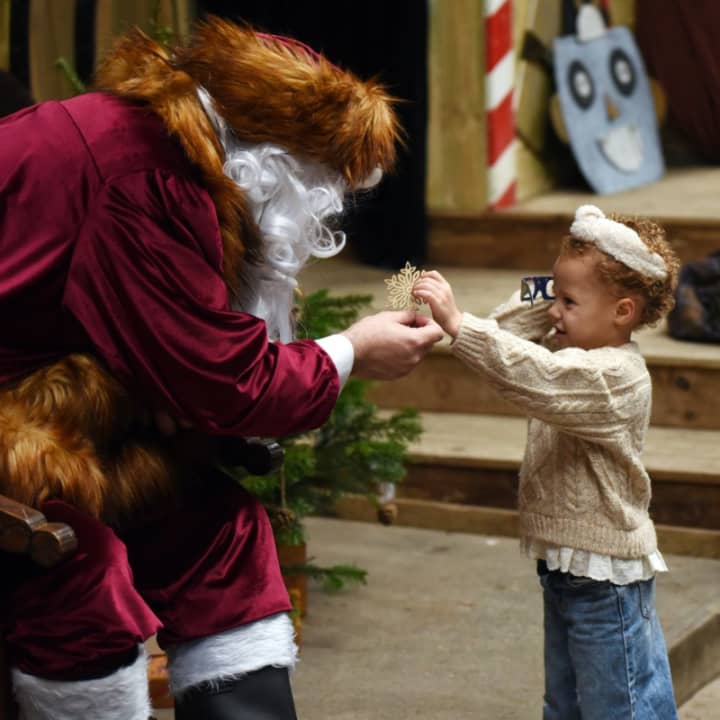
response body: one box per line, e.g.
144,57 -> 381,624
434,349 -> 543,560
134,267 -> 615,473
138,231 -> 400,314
560,214 -> 681,328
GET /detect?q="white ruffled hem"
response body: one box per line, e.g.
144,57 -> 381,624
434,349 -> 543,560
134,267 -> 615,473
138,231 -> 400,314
522,538 -> 668,585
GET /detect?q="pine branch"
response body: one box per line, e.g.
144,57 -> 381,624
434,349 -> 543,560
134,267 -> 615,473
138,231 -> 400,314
281,561 -> 368,593
55,57 -> 86,95
233,288 -> 422,574
295,289 -> 373,339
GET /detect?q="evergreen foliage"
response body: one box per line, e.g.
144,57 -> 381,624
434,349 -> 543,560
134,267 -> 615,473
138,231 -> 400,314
237,287 -> 422,589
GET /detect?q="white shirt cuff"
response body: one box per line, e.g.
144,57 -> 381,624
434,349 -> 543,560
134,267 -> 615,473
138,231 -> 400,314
316,334 -> 354,389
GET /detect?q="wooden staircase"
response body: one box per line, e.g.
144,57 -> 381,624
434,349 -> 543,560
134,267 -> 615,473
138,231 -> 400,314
301,252 -> 720,559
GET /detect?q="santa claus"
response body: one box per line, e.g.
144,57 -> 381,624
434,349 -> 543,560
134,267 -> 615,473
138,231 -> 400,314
0,17 -> 441,719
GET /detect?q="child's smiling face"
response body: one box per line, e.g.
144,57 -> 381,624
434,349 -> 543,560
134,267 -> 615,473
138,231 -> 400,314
548,250 -> 626,350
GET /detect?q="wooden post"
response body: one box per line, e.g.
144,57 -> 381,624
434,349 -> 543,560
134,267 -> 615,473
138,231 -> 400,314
427,0 -> 488,212
28,0 -> 76,101
0,0 -> 10,71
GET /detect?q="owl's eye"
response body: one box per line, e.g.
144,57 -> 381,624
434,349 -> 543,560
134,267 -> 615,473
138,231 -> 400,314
567,60 -> 595,109
609,48 -> 636,96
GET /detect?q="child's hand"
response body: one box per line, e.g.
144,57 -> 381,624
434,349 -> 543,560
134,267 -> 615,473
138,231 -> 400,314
413,270 -> 463,338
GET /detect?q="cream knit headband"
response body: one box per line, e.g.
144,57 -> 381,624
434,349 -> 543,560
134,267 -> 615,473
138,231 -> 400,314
569,205 -> 667,281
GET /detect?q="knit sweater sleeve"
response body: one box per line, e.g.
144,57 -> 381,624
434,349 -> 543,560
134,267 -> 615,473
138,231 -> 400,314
488,289 -> 554,342
451,313 -> 649,442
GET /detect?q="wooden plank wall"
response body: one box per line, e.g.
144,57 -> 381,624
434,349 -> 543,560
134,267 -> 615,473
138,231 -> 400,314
2,0 -> 192,102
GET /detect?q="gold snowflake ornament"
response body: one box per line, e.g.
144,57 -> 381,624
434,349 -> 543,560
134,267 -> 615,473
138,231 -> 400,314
385,262 -> 425,311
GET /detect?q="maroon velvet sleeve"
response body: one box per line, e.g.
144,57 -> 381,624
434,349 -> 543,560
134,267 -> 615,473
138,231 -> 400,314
63,169 -> 339,437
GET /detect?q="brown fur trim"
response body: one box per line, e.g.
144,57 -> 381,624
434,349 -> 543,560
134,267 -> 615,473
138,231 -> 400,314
93,27 -> 258,299
0,355 -> 177,525
174,18 -> 401,188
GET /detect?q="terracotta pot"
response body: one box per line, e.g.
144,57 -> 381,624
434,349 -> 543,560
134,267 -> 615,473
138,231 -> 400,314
276,542 -> 307,645
148,652 -> 173,709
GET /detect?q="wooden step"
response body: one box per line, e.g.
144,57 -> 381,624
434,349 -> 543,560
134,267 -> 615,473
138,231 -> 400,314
397,412 -> 720,531
428,167 -> 720,269
300,258 -> 720,430
368,333 -> 720,430
335,495 -> 720,561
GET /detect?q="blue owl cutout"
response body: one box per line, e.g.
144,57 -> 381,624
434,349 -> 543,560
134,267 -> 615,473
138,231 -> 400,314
553,4 -> 664,194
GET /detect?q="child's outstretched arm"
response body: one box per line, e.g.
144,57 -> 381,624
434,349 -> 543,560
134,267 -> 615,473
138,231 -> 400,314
413,270 -> 463,338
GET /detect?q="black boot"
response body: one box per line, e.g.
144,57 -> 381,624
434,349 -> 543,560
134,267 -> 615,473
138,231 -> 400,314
174,665 -> 299,720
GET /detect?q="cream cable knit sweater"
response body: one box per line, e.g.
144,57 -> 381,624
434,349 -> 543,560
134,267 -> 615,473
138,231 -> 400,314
452,293 -> 657,559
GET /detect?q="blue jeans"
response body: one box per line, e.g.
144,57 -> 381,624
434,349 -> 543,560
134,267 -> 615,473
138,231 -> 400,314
539,564 -> 678,719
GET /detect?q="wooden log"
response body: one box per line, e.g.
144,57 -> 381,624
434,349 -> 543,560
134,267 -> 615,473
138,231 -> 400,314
148,653 -> 174,709
0,496 -> 78,564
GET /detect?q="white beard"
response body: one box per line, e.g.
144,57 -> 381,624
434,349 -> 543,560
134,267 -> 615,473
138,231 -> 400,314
197,86 -> 348,342
226,142 -> 348,342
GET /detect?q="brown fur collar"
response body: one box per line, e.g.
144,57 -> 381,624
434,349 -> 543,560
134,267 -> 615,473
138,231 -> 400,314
0,355 -> 179,526
93,23 -> 253,300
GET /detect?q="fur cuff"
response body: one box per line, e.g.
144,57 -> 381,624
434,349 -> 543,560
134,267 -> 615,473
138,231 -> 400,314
11,645 -> 150,720
167,612 -> 297,696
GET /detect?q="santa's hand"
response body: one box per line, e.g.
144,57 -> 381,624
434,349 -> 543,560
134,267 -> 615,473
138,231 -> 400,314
412,270 -> 463,338
342,310 -> 443,380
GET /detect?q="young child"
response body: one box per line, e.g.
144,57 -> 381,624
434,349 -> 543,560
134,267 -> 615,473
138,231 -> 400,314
413,204 -> 681,720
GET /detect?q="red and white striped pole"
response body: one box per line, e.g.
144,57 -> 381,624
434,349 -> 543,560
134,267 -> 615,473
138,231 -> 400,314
485,0 -> 516,209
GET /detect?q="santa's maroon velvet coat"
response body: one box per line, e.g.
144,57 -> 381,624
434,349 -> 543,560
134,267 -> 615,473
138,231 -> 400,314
0,92 -> 339,437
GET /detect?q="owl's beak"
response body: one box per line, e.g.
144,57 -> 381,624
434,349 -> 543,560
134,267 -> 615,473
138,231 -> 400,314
605,95 -> 619,121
